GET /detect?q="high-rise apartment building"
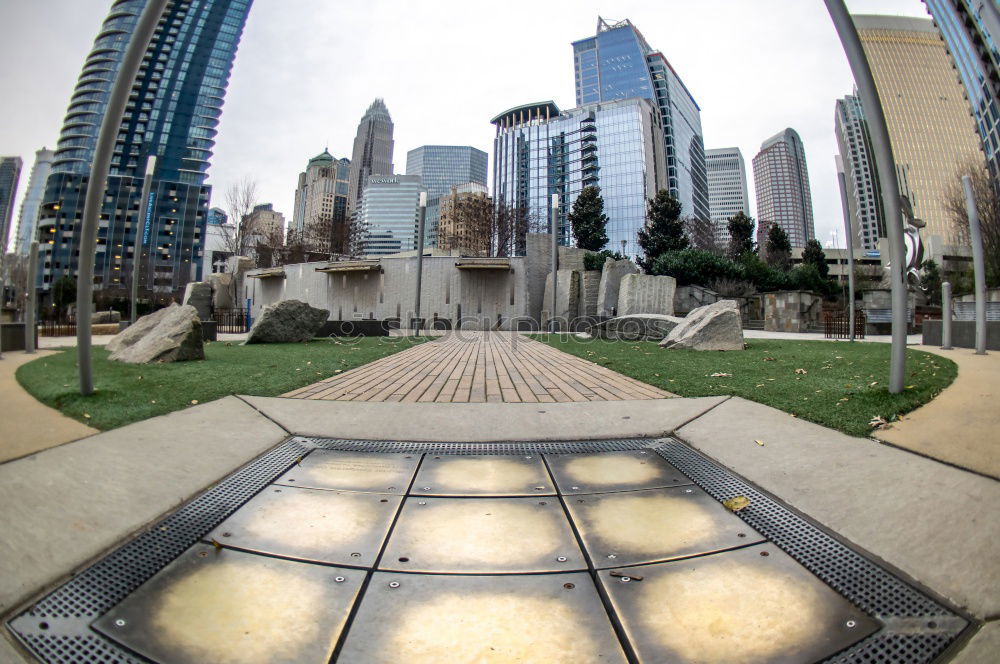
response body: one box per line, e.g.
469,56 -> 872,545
572,17 -> 708,221
405,146 -> 487,247
356,175 -> 425,256
854,15 -> 985,248
292,150 -> 351,254
346,99 -> 394,222
438,182 -> 491,256
923,0 -> 1000,183
36,0 -> 251,300
752,129 -> 816,248
13,149 -> 54,255
835,95 -> 885,251
705,147 -> 750,246
492,98 -> 665,257
0,156 -> 22,253
244,202 -> 284,246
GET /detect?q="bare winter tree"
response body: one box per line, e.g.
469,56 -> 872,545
945,160 -> 1000,287
683,216 -> 720,254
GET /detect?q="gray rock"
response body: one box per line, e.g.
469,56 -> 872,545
659,299 -> 745,351
541,270 -> 581,329
206,272 -> 235,309
246,299 -> 329,344
92,310 -> 121,325
617,273 -> 677,316
182,281 -> 213,320
594,314 -> 683,341
108,304 -> 204,363
597,258 -> 638,317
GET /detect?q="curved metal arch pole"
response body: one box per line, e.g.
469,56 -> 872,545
76,0 -> 169,395
825,0 -> 907,393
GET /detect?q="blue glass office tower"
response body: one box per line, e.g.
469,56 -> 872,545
923,0 -> 1000,183
36,0 -> 252,303
492,98 -> 666,258
572,17 -> 709,221
405,146 -> 487,247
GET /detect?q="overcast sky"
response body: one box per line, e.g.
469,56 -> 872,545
1,0 -> 931,251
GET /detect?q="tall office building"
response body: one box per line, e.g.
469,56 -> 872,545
705,147 -> 750,246
923,0 -> 1000,183
405,146 -> 487,247
36,0 -> 252,300
854,15 -> 985,248
356,175 -> 425,256
13,149 -> 54,255
438,182 -> 491,255
492,98 -> 666,257
835,95 -> 885,251
0,156 -> 22,253
292,149 -> 351,254
572,17 -> 708,221
346,99 -> 394,221
752,129 -> 816,248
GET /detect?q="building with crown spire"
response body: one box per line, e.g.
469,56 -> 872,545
347,99 -> 394,216
291,149 -> 351,254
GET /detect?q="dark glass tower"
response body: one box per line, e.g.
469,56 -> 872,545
36,0 -> 252,302
346,99 -> 395,219
572,17 -> 709,221
923,0 -> 1000,183
404,145 -> 487,247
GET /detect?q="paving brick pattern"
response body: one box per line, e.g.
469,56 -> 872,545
283,332 -> 671,403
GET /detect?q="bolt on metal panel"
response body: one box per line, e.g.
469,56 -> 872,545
598,542 -> 880,664
206,485 -> 402,566
379,496 -> 585,573
410,454 -> 554,496
336,572 -> 628,664
546,449 -> 692,495
273,449 -> 420,494
92,544 -> 365,664
566,485 -> 765,568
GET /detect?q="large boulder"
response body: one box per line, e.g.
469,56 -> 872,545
246,299 -> 329,344
617,274 -> 676,316
593,314 -> 682,341
108,304 -> 204,363
541,270 -> 581,329
659,300 -> 745,351
182,281 -> 213,320
93,310 -> 121,325
597,258 -> 639,317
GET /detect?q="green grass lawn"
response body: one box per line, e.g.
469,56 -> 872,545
17,337 -> 428,431
535,335 -> 957,437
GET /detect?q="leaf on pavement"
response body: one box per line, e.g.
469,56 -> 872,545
754,439 -> 765,446
710,372 -> 732,377
723,496 -> 751,512
794,368 -> 808,375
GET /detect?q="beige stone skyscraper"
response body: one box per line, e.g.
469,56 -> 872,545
853,15 -> 985,247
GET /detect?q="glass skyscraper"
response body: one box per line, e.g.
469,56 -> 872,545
572,17 -> 709,221
347,99 -> 394,217
0,156 -> 22,254
492,98 -> 666,257
923,0 -> 1000,184
357,175 -> 425,256
752,128 -> 816,248
13,149 -> 54,256
36,0 -> 252,301
835,95 -> 885,251
404,145 -> 487,247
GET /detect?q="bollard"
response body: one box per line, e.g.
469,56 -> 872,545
941,281 -> 952,350
961,176 -> 987,355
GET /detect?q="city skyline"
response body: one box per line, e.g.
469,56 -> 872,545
1,0 -> 933,255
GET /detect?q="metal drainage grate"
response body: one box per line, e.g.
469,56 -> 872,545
4,436 -> 971,664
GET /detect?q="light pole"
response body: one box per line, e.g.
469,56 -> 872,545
131,156 -> 157,324
25,242 -> 38,353
549,194 -> 559,333
962,176 -> 987,355
76,0 -> 169,395
826,0 -> 907,392
414,191 -> 427,333
836,159 -> 856,341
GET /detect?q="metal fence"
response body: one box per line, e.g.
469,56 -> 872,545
953,301 -> 1000,321
824,310 -> 866,339
212,308 -> 249,333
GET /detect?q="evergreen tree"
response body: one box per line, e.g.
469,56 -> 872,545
765,224 -> 792,271
637,189 -> 686,272
802,239 -> 829,278
726,212 -> 755,260
568,186 -> 609,251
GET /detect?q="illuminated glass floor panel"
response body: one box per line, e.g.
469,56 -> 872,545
6,438 -> 969,664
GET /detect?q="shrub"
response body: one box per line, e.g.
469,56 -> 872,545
650,249 -> 742,285
740,254 -> 790,292
583,250 -> 626,271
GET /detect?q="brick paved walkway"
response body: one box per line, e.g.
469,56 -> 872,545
283,332 -> 672,403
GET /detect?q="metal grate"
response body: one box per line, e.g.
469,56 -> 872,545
4,436 -> 971,664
